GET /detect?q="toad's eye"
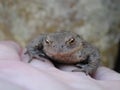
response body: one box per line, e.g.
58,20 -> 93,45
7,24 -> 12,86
66,38 -> 75,45
45,39 -> 52,45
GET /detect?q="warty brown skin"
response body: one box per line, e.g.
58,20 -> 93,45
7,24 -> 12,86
25,31 -> 100,75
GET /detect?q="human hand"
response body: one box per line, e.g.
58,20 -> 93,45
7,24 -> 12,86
0,41 -> 120,90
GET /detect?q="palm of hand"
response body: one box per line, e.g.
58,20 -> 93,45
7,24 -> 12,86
0,41 -> 120,90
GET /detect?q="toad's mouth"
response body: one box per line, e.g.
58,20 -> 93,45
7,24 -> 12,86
47,52 -> 86,64
44,47 -> 84,64
48,53 -> 77,64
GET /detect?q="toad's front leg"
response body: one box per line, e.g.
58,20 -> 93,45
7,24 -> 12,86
25,35 -> 46,63
73,50 -> 100,75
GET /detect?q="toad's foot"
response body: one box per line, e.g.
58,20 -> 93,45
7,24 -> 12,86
72,64 -> 93,75
24,51 -> 45,63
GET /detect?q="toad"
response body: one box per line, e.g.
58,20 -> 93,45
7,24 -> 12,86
25,31 -> 100,75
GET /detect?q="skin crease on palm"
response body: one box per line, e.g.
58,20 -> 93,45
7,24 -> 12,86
0,41 -> 120,90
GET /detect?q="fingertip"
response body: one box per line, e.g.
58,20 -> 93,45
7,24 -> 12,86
94,66 -> 120,80
0,41 -> 22,61
0,41 -> 22,54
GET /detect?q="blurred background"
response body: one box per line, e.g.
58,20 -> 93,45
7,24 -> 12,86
0,0 -> 120,72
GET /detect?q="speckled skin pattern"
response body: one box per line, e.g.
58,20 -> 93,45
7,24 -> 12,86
25,31 -> 100,74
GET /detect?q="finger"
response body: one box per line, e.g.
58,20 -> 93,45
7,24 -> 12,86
0,78 -> 25,90
50,64 -> 98,87
94,66 -> 120,80
0,60 -> 68,90
98,81 -> 120,90
21,49 -> 55,70
0,41 -> 22,61
58,64 -> 87,76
